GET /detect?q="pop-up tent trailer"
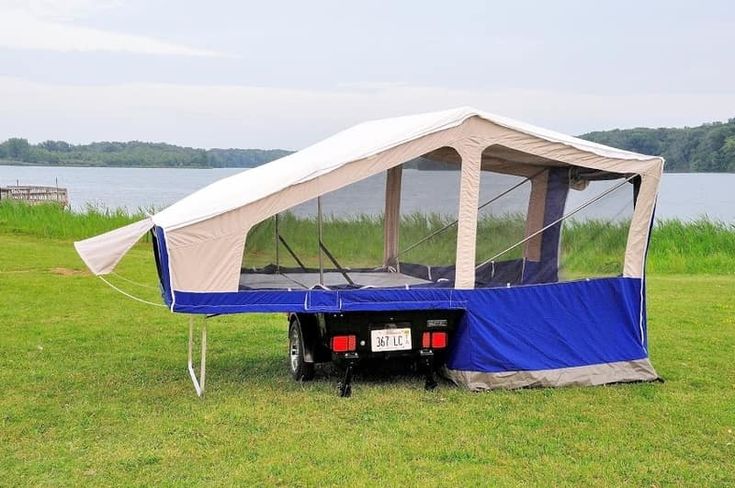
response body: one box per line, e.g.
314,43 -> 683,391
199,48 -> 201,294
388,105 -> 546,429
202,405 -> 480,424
75,107 -> 663,393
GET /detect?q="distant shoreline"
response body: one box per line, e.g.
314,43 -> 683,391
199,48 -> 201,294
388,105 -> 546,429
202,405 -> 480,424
0,159 -> 226,169
1,160 -> 734,174
2,115 -> 735,172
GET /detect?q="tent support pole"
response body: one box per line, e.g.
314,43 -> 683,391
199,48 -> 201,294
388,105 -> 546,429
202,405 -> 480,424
319,240 -> 355,285
278,235 -> 307,271
383,166 -> 402,269
274,214 -> 280,272
317,196 -> 324,285
188,315 -> 207,397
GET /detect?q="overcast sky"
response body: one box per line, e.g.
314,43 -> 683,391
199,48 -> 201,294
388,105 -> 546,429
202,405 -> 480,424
0,0 -> 733,149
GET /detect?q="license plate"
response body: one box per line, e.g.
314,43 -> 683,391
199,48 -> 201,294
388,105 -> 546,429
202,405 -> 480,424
371,328 -> 412,352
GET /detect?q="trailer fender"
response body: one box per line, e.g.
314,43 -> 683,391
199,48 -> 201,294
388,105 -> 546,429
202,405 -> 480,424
290,313 -> 319,363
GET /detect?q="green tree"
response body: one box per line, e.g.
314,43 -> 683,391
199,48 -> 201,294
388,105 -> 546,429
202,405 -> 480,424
722,135 -> 735,172
4,138 -> 31,160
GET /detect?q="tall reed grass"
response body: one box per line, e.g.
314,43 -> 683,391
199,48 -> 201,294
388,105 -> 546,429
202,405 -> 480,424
246,212 -> 735,275
0,201 -> 144,241
2,201 -> 733,274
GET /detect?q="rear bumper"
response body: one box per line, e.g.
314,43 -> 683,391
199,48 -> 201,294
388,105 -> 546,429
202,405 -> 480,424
332,348 -> 438,362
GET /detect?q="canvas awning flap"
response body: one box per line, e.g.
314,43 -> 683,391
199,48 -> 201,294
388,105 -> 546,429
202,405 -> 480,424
74,217 -> 153,275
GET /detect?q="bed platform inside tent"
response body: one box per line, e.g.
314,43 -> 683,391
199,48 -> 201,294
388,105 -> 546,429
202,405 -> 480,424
239,267 -> 433,290
237,259 -> 528,291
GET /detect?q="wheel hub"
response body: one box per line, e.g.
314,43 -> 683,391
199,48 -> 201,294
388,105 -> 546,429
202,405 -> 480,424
289,328 -> 300,373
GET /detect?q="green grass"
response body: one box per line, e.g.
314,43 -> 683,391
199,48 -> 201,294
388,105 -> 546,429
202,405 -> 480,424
563,218 -> 735,275
0,201 -> 144,241
1,212 -> 734,485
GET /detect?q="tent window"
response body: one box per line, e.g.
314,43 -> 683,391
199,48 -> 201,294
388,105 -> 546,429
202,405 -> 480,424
472,169 -> 533,287
238,148 -> 465,290
557,171 -> 635,281
238,152 -> 637,291
240,172 -> 388,289
472,166 -> 637,285
396,150 -> 462,269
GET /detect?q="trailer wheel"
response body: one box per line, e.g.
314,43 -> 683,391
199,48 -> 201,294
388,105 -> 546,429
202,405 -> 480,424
288,319 -> 315,381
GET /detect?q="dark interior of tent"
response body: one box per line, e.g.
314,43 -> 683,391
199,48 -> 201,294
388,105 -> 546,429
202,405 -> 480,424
238,145 -> 640,292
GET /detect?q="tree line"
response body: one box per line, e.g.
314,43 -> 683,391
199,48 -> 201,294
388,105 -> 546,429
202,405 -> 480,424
580,118 -> 735,172
0,139 -> 291,168
1,117 -> 734,171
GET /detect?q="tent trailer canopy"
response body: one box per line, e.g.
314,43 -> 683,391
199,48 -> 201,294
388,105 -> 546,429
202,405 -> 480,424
74,107 -> 664,391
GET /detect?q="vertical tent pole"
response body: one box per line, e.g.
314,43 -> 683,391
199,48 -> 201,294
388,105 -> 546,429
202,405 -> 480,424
274,213 -> 280,272
523,171 -> 549,263
454,146 -> 482,289
317,196 -> 324,285
383,166 -> 403,269
188,315 -> 208,397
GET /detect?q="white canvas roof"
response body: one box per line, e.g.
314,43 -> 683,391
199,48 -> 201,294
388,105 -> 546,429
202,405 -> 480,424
75,106 -> 664,293
154,106 -> 656,231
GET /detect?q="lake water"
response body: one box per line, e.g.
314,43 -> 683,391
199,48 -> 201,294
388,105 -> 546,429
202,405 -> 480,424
1,165 -> 733,223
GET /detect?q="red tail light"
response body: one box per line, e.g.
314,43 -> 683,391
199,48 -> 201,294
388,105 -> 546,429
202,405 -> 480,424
331,335 -> 356,352
422,332 -> 431,349
431,332 -> 447,349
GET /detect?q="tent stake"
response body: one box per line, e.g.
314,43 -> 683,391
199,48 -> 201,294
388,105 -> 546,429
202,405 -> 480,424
188,316 -> 207,397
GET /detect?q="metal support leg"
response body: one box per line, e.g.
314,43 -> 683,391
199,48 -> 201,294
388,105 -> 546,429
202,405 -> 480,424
188,316 -> 207,397
338,363 -> 353,398
423,356 -> 437,391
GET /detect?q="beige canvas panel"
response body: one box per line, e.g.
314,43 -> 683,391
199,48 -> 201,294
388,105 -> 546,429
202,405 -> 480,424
625,173 -> 660,277
383,165 -> 402,268
165,116 -> 662,292
480,158 -> 555,176
444,358 -> 658,391
423,146 -> 463,165
166,232 -> 247,295
465,116 -> 662,175
523,171 -> 549,262
454,143 -> 483,288
458,117 -> 662,179
484,145 -> 565,166
428,148 -> 563,175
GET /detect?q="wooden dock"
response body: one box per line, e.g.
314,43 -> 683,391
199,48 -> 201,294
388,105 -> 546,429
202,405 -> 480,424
0,185 -> 69,207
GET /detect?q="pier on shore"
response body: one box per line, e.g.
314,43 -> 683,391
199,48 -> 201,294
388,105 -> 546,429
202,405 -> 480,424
0,185 -> 69,207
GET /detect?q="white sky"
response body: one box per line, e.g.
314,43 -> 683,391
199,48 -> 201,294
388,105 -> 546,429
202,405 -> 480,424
0,0 -> 733,149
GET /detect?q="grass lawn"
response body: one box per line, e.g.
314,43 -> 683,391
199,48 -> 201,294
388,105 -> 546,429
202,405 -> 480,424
1,232 -> 733,486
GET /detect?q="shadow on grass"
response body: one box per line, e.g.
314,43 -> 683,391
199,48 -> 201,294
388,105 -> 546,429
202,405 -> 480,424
211,353 -> 455,392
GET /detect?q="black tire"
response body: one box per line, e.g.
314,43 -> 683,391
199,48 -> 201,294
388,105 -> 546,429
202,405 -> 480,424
288,319 -> 315,381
